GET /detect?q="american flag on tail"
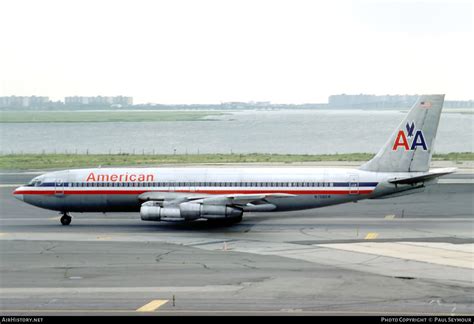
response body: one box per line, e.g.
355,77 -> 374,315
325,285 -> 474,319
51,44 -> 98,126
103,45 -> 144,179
420,101 -> 432,108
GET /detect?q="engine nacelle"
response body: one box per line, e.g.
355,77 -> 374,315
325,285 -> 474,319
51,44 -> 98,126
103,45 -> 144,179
140,201 -> 242,222
179,202 -> 243,220
140,201 -> 183,221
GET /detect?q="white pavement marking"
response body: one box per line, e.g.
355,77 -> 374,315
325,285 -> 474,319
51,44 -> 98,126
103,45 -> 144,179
318,242 -> 474,269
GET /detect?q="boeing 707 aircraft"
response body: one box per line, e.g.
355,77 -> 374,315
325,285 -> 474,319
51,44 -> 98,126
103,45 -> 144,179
13,94 -> 455,225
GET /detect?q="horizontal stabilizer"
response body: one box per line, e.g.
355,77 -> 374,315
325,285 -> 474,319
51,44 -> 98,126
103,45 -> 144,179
388,168 -> 456,185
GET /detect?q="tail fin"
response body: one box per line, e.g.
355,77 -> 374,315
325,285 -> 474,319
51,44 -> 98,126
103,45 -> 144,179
359,94 -> 445,172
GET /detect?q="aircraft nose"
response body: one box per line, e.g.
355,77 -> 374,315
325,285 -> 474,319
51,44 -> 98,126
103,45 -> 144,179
13,188 -> 24,201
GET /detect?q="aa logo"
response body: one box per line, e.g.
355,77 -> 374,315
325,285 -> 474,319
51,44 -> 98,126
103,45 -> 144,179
392,122 -> 427,151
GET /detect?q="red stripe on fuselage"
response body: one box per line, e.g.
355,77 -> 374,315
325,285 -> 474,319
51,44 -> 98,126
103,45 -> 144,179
14,189 -> 374,195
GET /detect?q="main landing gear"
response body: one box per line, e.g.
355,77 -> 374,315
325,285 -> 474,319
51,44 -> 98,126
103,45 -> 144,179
60,213 -> 72,226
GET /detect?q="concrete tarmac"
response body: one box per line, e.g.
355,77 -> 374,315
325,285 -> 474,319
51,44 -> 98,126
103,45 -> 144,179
0,172 -> 473,316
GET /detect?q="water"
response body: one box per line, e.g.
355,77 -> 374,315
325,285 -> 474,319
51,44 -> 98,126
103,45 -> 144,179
0,110 -> 472,154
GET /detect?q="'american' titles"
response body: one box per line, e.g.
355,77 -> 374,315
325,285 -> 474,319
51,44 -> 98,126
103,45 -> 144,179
86,172 -> 154,182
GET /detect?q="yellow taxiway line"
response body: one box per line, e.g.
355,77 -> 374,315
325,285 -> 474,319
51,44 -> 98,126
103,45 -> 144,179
136,300 -> 169,312
365,232 -> 379,240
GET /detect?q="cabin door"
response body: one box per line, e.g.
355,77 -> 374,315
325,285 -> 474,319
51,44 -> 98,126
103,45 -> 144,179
55,179 -> 65,196
348,174 -> 359,195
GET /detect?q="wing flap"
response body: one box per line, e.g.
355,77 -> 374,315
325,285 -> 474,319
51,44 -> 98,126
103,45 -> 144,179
225,193 -> 296,205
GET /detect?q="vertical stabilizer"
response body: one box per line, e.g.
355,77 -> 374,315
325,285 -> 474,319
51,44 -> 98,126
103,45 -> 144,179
359,94 -> 445,172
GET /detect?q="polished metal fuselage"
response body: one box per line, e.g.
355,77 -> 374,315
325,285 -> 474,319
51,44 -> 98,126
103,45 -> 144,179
13,167 -> 426,213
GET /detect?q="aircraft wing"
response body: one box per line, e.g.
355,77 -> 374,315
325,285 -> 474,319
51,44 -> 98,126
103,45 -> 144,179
138,191 -> 295,208
388,167 -> 456,185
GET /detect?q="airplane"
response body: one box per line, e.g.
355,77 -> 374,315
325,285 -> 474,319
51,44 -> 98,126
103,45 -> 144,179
13,94 -> 455,226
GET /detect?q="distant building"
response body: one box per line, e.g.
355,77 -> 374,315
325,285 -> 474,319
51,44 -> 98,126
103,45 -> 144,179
444,100 -> 474,108
64,96 -> 133,107
0,96 -> 50,108
328,94 -> 474,109
328,94 -> 418,108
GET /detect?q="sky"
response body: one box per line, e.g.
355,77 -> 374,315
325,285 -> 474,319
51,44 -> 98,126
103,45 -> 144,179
0,0 -> 472,104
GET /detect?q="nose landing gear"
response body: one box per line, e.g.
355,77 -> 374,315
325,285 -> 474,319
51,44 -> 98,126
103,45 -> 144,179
60,213 -> 72,226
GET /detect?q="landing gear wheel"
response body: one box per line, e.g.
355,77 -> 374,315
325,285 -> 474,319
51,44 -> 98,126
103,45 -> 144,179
60,214 -> 72,226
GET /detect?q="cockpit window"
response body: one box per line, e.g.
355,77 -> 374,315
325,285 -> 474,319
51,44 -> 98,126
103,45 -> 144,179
27,179 -> 43,187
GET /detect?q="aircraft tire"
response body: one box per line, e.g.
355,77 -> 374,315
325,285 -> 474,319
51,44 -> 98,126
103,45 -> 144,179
60,215 -> 72,226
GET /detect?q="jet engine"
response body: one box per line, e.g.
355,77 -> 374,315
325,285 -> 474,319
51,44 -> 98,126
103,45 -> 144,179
140,201 -> 243,222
